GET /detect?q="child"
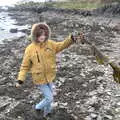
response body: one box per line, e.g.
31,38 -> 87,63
16,22 -> 83,118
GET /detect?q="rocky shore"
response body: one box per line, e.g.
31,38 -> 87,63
0,3 -> 120,120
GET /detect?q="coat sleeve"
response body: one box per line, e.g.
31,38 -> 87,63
17,47 -> 31,82
52,34 -> 74,54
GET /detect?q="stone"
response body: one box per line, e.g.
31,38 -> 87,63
85,116 -> 92,120
10,28 -> 18,33
104,115 -> 113,120
89,91 -> 97,96
90,113 -> 97,118
117,102 -> 120,106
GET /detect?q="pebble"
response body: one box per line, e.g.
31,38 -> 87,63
90,113 -> 97,118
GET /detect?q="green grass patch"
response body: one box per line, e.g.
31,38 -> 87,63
16,1 -> 105,10
44,1 -> 104,10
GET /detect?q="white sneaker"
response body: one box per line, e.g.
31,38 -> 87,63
51,102 -> 58,108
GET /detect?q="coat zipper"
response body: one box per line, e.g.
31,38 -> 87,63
36,51 -> 40,63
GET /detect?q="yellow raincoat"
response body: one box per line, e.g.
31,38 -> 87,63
17,23 -> 74,84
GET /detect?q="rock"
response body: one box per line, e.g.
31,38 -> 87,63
19,29 -> 28,33
90,113 -> 97,118
115,108 -> 120,112
59,77 -> 65,83
9,28 -> 18,33
59,102 -> 68,107
76,101 -> 80,104
88,107 -> 95,112
104,115 -> 113,119
89,91 -> 97,96
117,102 -> 120,106
100,26 -> 105,30
85,116 -> 92,120
85,96 -> 98,105
97,115 -> 102,120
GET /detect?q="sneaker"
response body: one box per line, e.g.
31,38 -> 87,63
43,113 -> 52,120
32,105 -> 44,119
43,109 -> 56,119
35,109 -> 43,115
51,102 -> 58,109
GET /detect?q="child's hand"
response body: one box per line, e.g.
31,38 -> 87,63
15,80 -> 23,88
15,82 -> 21,88
77,32 -> 85,44
71,31 -> 85,44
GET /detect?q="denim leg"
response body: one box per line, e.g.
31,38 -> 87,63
43,83 -> 54,114
48,82 -> 54,93
35,83 -> 53,116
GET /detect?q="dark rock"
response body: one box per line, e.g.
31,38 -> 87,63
19,29 -> 30,34
10,28 -> 18,33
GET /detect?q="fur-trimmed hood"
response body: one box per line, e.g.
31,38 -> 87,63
30,23 -> 51,42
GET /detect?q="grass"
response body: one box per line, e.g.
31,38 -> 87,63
44,1 -> 104,10
16,1 -> 105,10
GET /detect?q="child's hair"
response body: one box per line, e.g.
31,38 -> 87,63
36,29 -> 45,38
31,23 -> 50,42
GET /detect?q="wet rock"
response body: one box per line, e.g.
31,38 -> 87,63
18,29 -> 29,33
9,28 -> 18,33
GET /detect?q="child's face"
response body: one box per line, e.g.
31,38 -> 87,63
37,32 -> 46,43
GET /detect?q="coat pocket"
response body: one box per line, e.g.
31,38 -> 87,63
32,72 -> 43,83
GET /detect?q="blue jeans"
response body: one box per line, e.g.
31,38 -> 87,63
35,82 -> 54,116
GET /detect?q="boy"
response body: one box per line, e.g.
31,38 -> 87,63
16,23 -> 84,118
